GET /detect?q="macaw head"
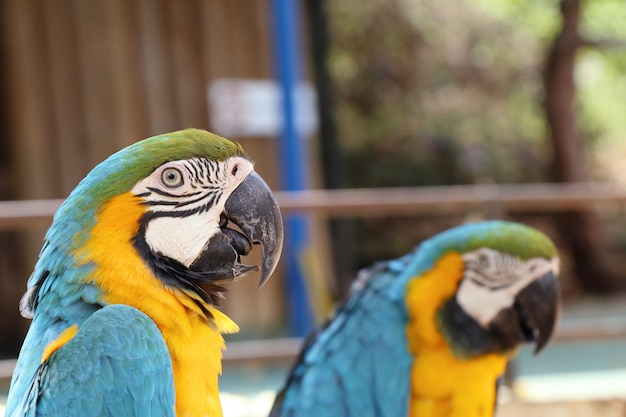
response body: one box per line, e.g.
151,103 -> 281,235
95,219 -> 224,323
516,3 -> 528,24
126,131 -> 283,291
407,221 -> 560,358
22,129 -> 283,317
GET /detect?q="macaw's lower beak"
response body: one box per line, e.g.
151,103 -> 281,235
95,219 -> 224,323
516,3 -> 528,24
488,271 -> 561,354
190,171 -> 284,288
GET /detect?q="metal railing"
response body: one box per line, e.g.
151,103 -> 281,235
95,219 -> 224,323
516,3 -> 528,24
2,182 -> 626,230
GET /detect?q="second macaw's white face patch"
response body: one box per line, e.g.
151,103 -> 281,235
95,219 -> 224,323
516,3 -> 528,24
457,248 -> 559,326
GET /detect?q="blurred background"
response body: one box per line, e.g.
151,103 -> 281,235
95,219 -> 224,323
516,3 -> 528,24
1,0 -> 626,415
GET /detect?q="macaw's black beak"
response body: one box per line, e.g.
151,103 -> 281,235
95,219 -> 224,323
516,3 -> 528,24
488,270 -> 561,354
190,171 -> 284,288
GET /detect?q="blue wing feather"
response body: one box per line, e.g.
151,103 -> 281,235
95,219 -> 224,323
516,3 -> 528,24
9,305 -> 175,417
271,260 -> 413,417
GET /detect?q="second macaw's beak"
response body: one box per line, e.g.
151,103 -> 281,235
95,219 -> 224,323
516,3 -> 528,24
488,270 -> 561,354
190,171 -> 284,288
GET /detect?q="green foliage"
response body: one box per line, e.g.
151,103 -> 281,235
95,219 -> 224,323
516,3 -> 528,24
328,0 -> 558,188
582,0 -> 626,39
328,0 -> 626,187
326,0 -> 626,266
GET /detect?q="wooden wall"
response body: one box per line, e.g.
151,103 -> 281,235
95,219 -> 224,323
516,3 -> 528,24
0,0 -> 292,353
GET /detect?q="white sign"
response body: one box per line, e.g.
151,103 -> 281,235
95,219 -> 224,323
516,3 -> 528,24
208,78 -> 318,138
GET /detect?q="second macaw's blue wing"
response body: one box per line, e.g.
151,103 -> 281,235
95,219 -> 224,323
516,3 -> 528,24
271,257 -> 416,417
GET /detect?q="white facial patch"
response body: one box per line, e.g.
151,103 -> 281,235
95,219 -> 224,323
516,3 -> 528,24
456,248 -> 559,327
143,211 -> 222,267
131,156 -> 254,266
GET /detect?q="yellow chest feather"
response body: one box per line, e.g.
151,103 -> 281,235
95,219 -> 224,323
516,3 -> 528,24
78,193 -> 238,417
405,253 -> 508,417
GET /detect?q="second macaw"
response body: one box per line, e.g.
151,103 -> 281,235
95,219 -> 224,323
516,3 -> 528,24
7,128 -> 283,417
271,220 -> 560,417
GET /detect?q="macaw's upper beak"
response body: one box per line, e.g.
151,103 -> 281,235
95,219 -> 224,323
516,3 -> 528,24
190,171 -> 284,288
488,270 -> 561,354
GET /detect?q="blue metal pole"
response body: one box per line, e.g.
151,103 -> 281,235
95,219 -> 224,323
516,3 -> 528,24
270,0 -> 315,336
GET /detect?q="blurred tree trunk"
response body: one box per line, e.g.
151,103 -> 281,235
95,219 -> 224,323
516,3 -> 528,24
544,0 -> 623,293
305,0 -> 357,299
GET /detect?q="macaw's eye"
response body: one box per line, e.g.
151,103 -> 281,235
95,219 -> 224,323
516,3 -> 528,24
478,253 -> 490,268
161,167 -> 184,188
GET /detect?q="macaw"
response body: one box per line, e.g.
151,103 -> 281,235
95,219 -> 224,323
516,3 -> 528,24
270,221 -> 560,417
6,128 -> 283,417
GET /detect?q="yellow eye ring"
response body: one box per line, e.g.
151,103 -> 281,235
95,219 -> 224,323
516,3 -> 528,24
161,167 -> 184,188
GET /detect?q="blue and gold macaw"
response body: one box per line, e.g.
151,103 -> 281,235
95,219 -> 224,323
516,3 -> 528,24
6,129 -> 283,417
271,221 -> 560,417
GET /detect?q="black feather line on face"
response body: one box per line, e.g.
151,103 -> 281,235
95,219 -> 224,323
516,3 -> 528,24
146,186 -> 204,199
132,214 -> 227,313
142,198 -> 216,218
436,297 -> 510,358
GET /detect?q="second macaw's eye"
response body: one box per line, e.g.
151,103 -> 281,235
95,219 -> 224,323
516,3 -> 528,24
161,167 -> 184,188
